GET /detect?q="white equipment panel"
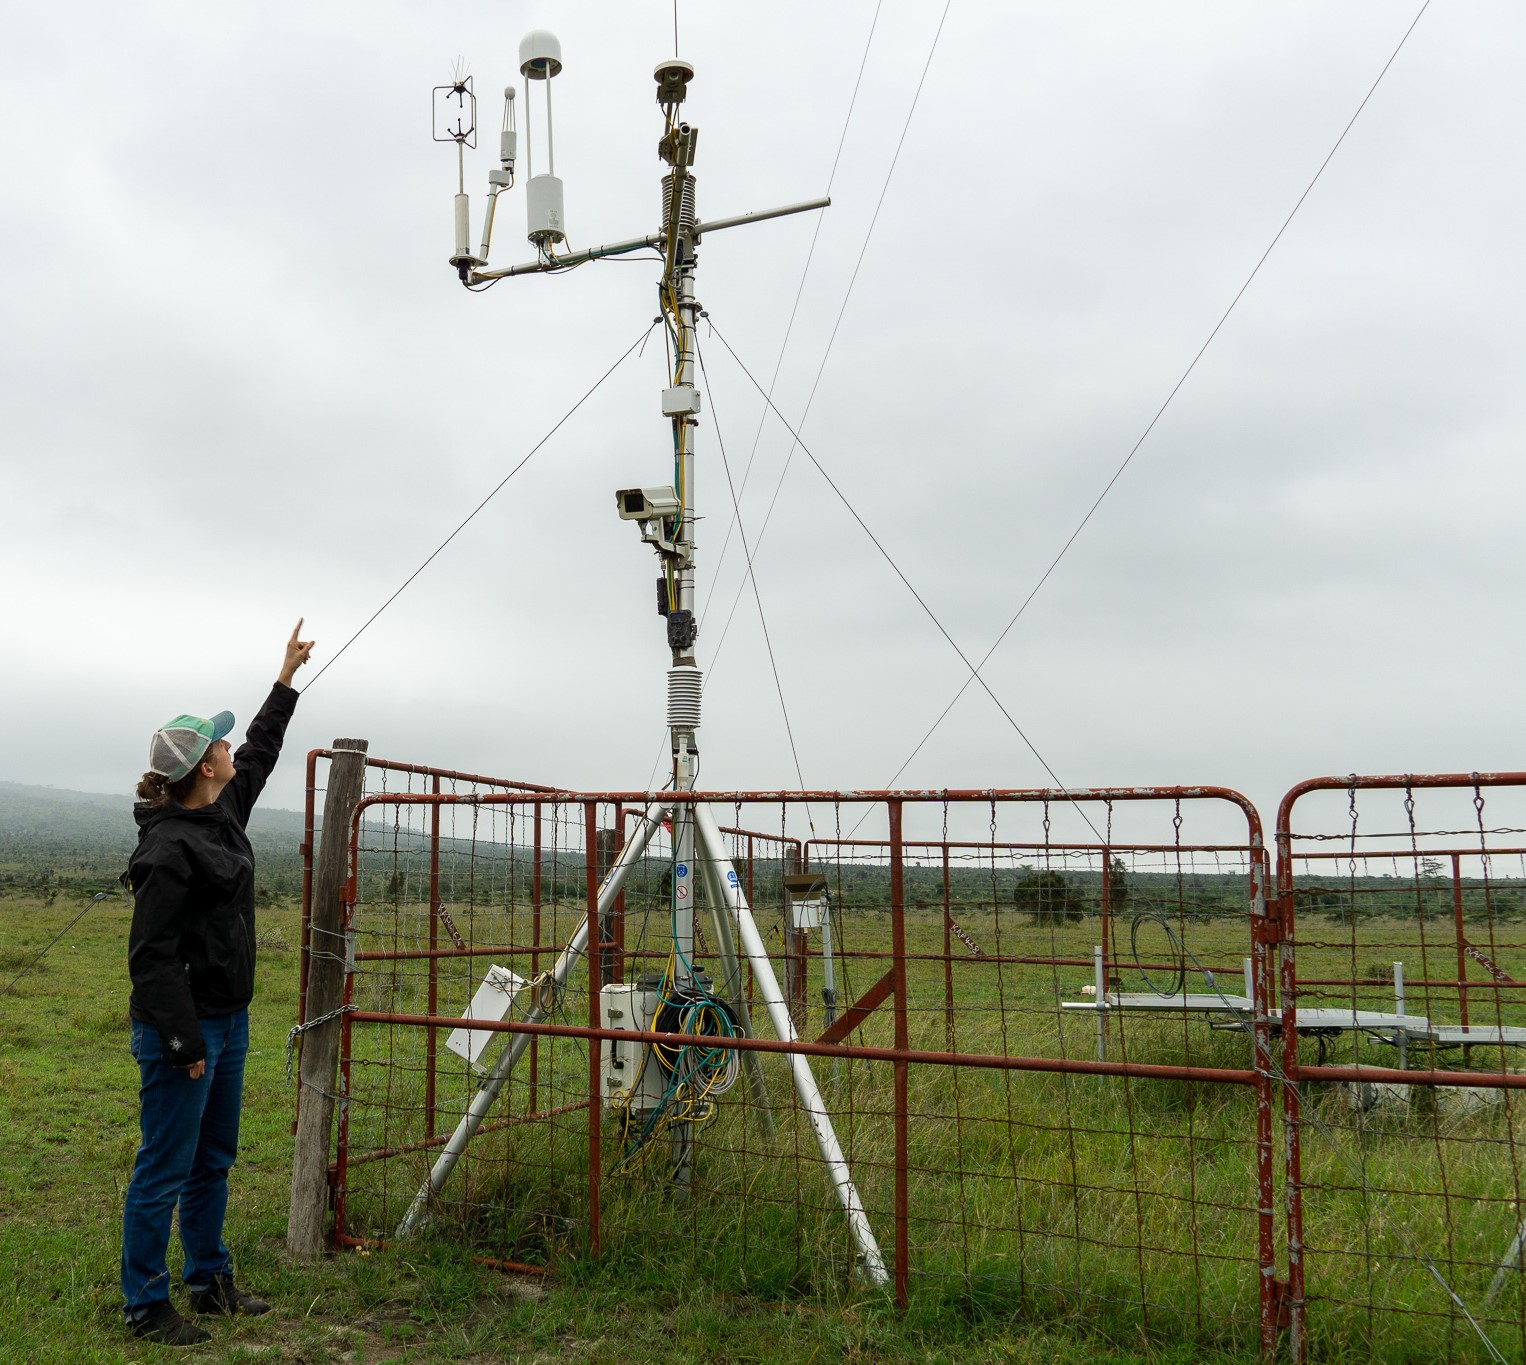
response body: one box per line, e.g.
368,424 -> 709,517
444,964 -> 527,1066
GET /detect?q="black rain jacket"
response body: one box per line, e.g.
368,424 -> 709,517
124,682 -> 298,1065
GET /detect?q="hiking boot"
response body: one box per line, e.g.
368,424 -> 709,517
128,1299 -> 212,1346
188,1274 -> 271,1317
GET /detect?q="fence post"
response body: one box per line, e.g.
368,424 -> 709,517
888,799 -> 910,1309
425,773 -> 441,1140
585,803 -> 603,1256
1093,944 -> 1106,1062
287,738 -> 368,1260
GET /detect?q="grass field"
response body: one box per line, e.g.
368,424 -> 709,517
327,821 -> 1526,1365
8,832 -> 1526,1365
1,889 -> 1259,1365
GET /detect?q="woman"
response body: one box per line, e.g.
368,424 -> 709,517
120,621 -> 313,1345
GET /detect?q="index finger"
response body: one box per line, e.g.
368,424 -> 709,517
290,617 -> 304,642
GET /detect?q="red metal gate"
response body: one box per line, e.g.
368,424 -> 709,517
1277,772 -> 1526,1364
301,775 -> 1284,1356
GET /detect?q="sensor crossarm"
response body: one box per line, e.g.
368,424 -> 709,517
468,196 -> 830,282
470,232 -> 664,280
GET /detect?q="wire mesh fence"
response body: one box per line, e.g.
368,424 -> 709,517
1279,775 -> 1526,1364
295,755 -> 1526,1361
302,764 -> 1289,1357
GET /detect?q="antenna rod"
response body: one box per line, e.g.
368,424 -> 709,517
692,197 -> 831,239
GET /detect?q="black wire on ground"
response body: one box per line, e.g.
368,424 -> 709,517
876,0 -> 1434,792
302,321 -> 658,693
1130,912 -> 1186,998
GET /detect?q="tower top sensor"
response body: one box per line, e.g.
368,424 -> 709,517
520,30 -> 563,79
654,58 -> 694,107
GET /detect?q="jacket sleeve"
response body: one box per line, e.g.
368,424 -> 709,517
219,682 -> 299,829
127,841 -> 205,1066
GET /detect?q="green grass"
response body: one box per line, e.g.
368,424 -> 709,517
9,854 -> 1526,1365
323,836 -> 1526,1365
1,891 -> 1269,1364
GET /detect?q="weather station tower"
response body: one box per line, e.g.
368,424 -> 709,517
396,30 -> 888,1287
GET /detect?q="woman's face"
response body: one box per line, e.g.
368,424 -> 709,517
203,738 -> 235,783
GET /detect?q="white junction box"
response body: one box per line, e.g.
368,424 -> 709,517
661,384 -> 701,417
444,964 -> 527,1068
599,980 -> 664,1112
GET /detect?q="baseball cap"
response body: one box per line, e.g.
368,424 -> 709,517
148,711 -> 235,782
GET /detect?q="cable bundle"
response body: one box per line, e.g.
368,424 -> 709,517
611,970 -> 739,1174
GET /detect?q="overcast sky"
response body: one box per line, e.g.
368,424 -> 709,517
3,1 -> 1522,838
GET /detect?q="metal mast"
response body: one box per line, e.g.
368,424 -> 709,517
657,62 -> 702,995
406,33 -> 886,1284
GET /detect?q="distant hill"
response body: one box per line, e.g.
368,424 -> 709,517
0,780 -> 306,843
0,780 -> 308,895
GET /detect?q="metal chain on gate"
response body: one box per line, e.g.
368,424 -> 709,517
1343,775 -> 1361,971
285,1003 -> 358,1083
833,795 -> 854,1010
1171,793 -> 1184,946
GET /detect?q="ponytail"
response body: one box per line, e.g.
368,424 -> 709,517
136,768 -> 199,809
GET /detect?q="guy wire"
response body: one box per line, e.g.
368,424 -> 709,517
302,321 -> 658,693
0,891 -> 115,1001
695,335 -> 815,835
701,0 -> 882,622
877,0 -> 1434,792
703,0 -> 948,663
708,318 -> 1104,846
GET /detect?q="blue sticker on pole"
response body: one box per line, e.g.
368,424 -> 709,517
675,863 -> 689,878
726,870 -> 739,885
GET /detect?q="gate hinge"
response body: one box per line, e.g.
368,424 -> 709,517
1255,894 -> 1290,945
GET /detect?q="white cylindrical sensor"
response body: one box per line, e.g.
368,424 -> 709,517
526,174 -> 565,247
500,86 -> 517,172
453,192 -> 471,258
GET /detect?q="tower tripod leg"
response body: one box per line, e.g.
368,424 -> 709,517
395,801 -> 669,1238
693,803 -> 889,1286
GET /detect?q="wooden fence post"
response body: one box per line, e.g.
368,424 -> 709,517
287,739 -> 368,1260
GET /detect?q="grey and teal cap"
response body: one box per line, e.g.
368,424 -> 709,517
148,712 -> 235,782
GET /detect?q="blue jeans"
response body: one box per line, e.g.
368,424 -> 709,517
121,1010 -> 248,1314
